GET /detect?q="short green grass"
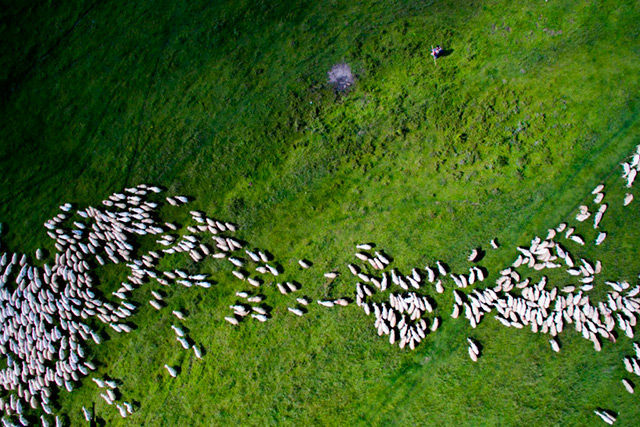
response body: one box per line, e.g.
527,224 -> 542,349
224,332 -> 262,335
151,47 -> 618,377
1,0 -> 640,425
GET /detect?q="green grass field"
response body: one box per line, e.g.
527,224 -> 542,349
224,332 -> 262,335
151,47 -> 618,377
2,0 -> 640,425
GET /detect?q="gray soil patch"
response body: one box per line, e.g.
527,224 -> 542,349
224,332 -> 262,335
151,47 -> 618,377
328,62 -> 355,92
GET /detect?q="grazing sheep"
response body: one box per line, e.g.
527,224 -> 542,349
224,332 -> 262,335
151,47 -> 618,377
193,345 -> 202,359
594,192 -> 605,204
116,403 -> 128,418
100,393 -> 114,405
355,252 -> 370,261
451,305 -> 460,319
468,346 -> 478,362
232,270 -> 246,281
225,316 -> 239,325
626,169 -> 637,187
375,252 -> 390,265
436,261 -> 447,276
171,325 -> 185,337
298,259 -> 311,269
82,406 -> 92,422
253,306 -> 267,315
424,266 -> 436,283
277,283 -> 288,294
467,338 -> 479,356
164,365 -> 178,377
593,410 -> 616,425
288,307 -> 304,316
317,300 -> 335,307
229,257 -> 244,267
5,177 -> 640,422
266,264 -> 279,276
245,250 -> 260,262
251,313 -> 268,322
570,235 -> 585,245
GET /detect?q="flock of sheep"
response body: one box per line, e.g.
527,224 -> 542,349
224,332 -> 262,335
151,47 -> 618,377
0,145 -> 639,425
0,184 -> 233,425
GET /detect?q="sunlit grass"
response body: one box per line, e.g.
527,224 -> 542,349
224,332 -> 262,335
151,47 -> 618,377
1,0 -> 640,425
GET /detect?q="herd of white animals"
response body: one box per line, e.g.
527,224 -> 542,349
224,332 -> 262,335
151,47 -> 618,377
0,145 -> 639,425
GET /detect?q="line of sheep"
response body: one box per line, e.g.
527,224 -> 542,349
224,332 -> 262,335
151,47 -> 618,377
0,179 -> 346,425
0,144 -> 639,426
0,184 -> 228,425
450,145 -> 640,424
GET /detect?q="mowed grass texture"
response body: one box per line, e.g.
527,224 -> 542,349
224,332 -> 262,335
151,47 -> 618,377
1,0 -> 640,425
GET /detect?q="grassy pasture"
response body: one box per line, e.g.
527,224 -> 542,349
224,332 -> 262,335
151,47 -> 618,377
1,0 -> 640,425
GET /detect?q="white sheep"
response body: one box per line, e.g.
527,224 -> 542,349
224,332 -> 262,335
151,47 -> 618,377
224,316 -> 239,325
468,346 -> 478,362
298,259 -> 311,269
193,345 -> 202,359
164,365 -> 178,377
593,410 -> 616,425
288,307 -> 304,316
251,313 -> 268,322
82,406 -> 92,421
317,300 -> 335,308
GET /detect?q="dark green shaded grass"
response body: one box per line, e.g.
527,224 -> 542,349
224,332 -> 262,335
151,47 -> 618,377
2,0 -> 640,425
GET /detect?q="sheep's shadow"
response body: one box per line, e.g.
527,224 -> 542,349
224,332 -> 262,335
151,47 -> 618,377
438,48 -> 454,58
